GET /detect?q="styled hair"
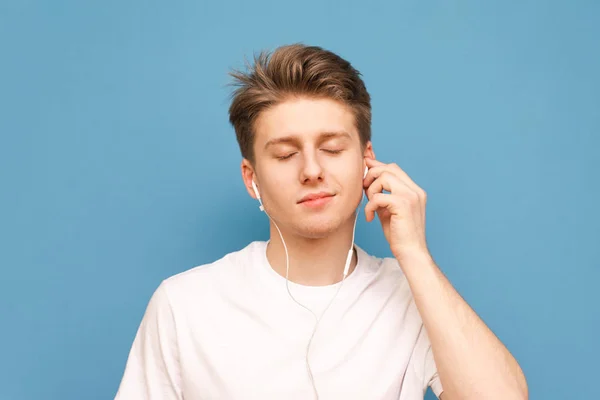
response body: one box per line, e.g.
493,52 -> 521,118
228,43 -> 371,164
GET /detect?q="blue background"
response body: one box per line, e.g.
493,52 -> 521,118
1,1 -> 598,399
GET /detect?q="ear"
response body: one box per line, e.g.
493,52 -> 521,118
363,141 -> 375,160
241,159 -> 259,200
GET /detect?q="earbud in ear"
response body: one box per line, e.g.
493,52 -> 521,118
251,180 -> 264,211
251,180 -> 260,200
363,166 -> 368,179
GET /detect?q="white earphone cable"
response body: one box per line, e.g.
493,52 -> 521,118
270,207 -> 360,399
256,185 -> 365,400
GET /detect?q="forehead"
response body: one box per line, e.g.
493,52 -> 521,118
253,97 -> 358,147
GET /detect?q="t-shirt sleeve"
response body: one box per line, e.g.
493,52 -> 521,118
416,325 -> 444,398
115,282 -> 183,400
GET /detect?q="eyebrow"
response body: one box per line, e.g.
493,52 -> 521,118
263,131 -> 352,150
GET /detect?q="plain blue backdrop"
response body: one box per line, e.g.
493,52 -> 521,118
1,1 -> 598,399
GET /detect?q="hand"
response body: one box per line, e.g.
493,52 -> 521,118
363,157 -> 430,261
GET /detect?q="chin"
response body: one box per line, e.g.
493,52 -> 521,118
292,212 -> 350,239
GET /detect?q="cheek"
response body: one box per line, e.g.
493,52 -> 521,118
337,168 -> 363,192
342,172 -> 366,206
262,176 -> 295,207
326,153 -> 363,182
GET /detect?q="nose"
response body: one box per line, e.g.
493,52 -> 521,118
300,154 -> 324,184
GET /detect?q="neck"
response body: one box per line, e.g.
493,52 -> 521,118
265,215 -> 358,286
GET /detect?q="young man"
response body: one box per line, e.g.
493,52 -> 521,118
115,44 -> 528,400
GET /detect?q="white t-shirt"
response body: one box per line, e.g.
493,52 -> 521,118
115,241 -> 444,399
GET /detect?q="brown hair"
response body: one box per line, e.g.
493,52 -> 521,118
228,43 -> 371,164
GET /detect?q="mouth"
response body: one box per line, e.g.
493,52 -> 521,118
298,192 -> 336,208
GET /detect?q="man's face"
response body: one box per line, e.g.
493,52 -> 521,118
243,96 -> 372,239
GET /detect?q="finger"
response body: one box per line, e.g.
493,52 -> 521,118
364,157 -> 386,168
363,165 -> 413,194
386,163 -> 423,195
366,171 -> 412,200
364,159 -> 424,197
363,164 -> 383,188
364,192 -> 400,222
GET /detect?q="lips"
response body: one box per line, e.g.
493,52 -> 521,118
298,191 -> 335,203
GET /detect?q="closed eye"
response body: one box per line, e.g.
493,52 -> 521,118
276,149 -> 342,160
277,152 -> 297,160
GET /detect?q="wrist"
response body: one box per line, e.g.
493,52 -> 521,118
394,247 -> 434,270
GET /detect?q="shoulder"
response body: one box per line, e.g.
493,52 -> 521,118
159,241 -> 265,303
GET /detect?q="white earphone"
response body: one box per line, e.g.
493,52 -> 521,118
252,164 -> 368,274
251,180 -> 263,211
250,163 -> 368,400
